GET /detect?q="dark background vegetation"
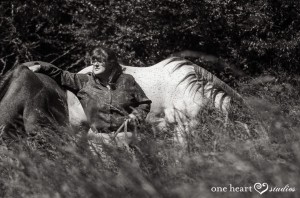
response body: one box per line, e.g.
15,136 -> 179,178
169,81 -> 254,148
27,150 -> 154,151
0,0 -> 300,197
1,0 -> 300,74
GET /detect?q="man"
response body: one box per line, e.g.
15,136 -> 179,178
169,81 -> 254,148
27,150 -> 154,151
29,47 -> 151,146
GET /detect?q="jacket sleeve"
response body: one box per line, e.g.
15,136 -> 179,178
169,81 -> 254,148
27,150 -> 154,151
131,79 -> 152,120
33,61 -> 88,93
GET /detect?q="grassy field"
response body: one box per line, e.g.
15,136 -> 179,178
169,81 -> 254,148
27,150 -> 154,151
0,71 -> 299,198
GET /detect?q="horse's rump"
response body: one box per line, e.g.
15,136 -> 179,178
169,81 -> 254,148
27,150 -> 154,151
0,65 -> 69,142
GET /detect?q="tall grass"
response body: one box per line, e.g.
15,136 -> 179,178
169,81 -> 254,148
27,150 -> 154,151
0,72 -> 299,198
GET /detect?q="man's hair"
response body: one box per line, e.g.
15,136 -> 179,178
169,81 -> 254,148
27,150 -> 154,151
90,47 -> 117,63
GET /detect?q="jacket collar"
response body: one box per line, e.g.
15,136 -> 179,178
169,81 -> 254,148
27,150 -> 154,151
92,67 -> 123,90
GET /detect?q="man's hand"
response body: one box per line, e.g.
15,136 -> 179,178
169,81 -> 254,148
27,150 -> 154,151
28,64 -> 41,72
128,113 -> 142,125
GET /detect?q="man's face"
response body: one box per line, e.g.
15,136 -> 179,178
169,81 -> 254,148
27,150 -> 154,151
91,55 -> 112,76
92,60 -> 106,75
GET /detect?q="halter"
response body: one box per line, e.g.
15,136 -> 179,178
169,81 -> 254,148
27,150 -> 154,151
113,118 -> 130,139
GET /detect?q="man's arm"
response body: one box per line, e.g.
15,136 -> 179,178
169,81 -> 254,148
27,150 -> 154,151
24,61 -> 88,93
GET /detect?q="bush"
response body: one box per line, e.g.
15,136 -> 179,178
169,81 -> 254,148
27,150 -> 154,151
1,0 -> 300,73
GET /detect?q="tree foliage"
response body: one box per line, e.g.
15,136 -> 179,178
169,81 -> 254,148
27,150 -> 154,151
0,0 -> 299,74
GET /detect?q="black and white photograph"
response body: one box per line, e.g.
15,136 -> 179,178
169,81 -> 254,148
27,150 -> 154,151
0,0 -> 299,197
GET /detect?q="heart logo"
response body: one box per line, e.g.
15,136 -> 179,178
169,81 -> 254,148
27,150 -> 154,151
254,183 -> 268,195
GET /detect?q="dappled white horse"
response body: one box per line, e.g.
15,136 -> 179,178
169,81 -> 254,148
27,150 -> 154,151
69,57 -> 245,142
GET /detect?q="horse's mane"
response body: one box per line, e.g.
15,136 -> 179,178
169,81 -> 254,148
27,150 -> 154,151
164,57 -> 244,103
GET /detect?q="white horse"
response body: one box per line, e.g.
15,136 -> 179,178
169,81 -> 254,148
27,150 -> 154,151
68,57 -> 245,142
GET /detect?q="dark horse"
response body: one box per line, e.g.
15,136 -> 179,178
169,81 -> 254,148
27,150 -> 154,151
0,63 -> 69,144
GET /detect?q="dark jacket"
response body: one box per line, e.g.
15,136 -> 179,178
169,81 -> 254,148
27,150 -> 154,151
37,63 -> 151,133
